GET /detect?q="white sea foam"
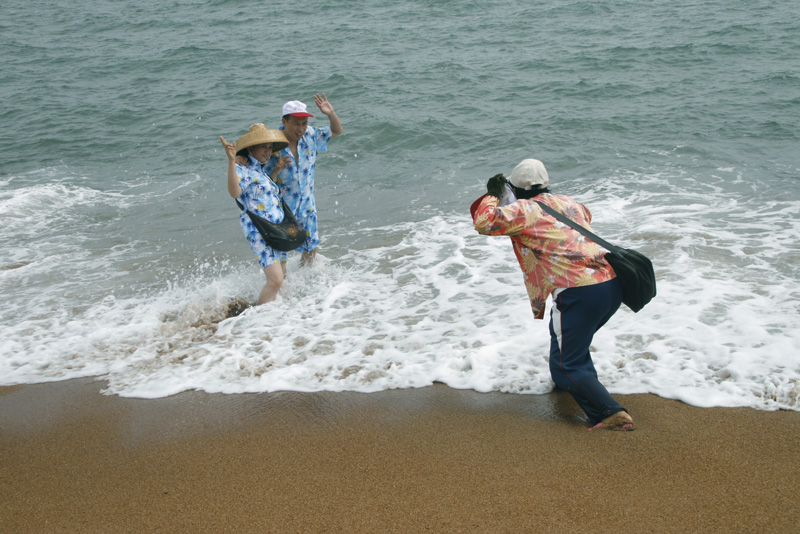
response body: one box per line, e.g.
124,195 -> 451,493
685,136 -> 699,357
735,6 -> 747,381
2,204 -> 798,410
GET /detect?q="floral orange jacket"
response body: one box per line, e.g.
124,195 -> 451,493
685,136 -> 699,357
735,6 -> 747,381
472,193 -> 616,320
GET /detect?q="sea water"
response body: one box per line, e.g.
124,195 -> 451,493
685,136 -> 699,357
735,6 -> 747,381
1,0 -> 798,409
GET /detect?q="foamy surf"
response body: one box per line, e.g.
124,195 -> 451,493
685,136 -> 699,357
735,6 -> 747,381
2,208 -> 798,411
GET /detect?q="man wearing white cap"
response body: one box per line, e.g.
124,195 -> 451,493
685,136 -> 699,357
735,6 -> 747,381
264,93 -> 343,266
471,159 -> 635,432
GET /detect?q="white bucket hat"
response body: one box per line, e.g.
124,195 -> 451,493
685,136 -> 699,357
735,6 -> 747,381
508,159 -> 549,189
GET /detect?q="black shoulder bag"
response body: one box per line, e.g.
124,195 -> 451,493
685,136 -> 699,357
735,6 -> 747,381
535,201 -> 656,312
235,197 -> 307,252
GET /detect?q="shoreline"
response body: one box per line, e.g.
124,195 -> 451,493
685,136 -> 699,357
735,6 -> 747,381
2,379 -> 799,533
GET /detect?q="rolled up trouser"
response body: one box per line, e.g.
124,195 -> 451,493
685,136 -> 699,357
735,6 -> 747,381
548,278 -> 625,425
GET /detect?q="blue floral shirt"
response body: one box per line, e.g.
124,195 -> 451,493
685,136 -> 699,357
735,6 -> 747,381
264,125 -> 332,219
236,155 -> 284,224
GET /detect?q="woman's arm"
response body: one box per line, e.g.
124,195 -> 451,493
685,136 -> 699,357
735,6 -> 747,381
269,154 -> 292,181
220,136 -> 242,198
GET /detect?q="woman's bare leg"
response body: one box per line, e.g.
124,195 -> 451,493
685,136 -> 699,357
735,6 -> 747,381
257,262 -> 284,304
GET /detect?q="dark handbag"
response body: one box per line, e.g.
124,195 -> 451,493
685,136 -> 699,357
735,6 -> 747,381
535,201 -> 656,312
235,198 -> 306,252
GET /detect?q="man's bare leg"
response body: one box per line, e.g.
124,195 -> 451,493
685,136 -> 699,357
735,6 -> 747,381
300,249 -> 317,267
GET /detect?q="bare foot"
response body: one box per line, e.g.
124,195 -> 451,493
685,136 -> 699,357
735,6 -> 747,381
588,411 -> 635,431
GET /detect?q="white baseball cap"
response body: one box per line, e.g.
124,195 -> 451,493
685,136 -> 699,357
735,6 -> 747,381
508,159 -> 549,189
282,100 -> 314,118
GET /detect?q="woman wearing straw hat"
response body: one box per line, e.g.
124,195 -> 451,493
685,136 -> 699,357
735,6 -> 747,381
220,124 -> 291,304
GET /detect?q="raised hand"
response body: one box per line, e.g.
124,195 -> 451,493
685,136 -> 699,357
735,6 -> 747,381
220,136 -> 236,161
314,93 -> 335,116
486,173 -> 507,197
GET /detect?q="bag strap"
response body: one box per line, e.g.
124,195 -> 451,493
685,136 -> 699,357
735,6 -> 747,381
235,195 -> 292,216
534,201 -> 623,255
234,178 -> 285,213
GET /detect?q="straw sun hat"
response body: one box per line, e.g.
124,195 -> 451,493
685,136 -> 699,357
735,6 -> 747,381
235,123 -> 289,155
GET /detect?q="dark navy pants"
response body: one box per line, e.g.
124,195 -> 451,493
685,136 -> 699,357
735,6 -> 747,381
548,278 -> 626,425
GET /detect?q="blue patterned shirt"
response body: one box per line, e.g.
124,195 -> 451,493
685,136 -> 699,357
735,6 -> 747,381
236,155 -> 284,224
264,125 -> 332,218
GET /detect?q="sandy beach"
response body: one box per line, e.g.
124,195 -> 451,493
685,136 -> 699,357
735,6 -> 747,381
1,379 -> 798,533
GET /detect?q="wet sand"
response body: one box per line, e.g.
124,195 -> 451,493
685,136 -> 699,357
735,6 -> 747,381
1,379 -> 798,533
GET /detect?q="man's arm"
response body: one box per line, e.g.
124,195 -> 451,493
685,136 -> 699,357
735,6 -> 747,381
473,176 -> 530,236
315,93 -> 343,137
